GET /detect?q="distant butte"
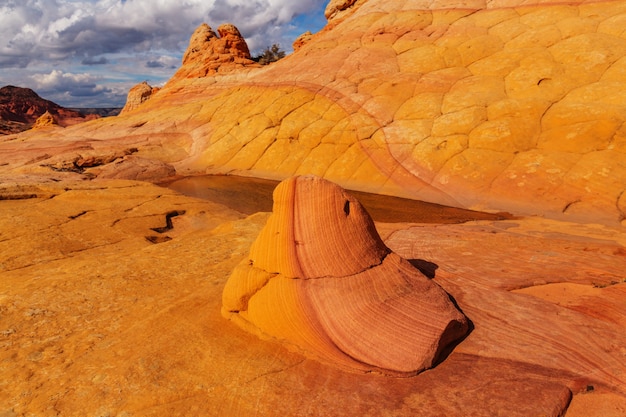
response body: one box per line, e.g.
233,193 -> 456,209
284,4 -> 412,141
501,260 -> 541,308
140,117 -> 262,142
0,85 -> 97,134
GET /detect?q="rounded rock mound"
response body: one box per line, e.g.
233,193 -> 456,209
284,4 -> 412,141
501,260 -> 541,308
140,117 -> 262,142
222,175 -> 469,376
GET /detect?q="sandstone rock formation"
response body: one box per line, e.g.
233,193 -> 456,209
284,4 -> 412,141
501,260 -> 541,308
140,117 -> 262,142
223,176 -> 469,375
1,1 -> 626,415
1,178 -> 624,416
120,81 -> 160,114
172,23 -> 260,80
2,1 -> 626,226
292,31 -> 313,51
325,0 -> 359,21
31,110 -> 57,129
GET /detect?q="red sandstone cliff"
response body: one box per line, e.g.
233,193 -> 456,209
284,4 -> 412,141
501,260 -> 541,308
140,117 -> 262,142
0,85 -> 97,134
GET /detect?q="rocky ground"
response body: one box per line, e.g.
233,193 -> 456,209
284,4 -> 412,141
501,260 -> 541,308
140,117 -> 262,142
0,0 -> 625,415
0,178 -> 625,416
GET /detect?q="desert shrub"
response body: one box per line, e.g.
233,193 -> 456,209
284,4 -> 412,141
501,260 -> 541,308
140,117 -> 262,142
253,44 -> 286,65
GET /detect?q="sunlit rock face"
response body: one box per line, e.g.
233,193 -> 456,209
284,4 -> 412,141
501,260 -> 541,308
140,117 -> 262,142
325,0 -> 359,20
222,175 -> 469,376
120,82 -> 160,114
31,110 -> 57,129
171,22 -> 260,80
2,1 -> 626,226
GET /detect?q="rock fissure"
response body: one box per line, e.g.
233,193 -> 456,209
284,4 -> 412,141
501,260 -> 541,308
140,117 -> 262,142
256,251 -> 390,282
243,358 -> 307,385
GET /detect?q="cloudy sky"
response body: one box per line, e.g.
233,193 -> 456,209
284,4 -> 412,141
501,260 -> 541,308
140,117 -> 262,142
0,0 -> 328,108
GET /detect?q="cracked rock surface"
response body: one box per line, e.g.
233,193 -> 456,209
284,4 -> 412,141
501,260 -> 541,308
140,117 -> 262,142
0,178 -> 625,415
2,0 -> 626,225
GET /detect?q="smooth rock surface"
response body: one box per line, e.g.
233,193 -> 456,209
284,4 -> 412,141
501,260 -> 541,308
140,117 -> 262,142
1,180 -> 624,416
222,176 -> 469,375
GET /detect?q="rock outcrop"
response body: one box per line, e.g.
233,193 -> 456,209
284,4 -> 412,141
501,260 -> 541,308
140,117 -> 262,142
222,176 -> 469,375
31,110 -> 57,129
120,81 -> 160,114
325,0 -> 359,20
1,1 -> 626,415
1,178 -> 625,416
2,2 -> 626,225
292,31 -> 313,51
171,23 -> 260,80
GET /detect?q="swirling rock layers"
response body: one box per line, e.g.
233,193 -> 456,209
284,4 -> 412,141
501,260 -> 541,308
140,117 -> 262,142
222,175 -> 469,376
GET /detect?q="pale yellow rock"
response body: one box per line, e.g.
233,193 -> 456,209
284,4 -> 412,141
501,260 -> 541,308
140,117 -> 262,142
469,118 -> 538,153
538,119 -> 620,153
457,34 -> 504,67
440,75 -> 506,114
31,110 -> 57,129
394,92 -> 443,120
412,135 -> 468,180
397,44 -> 447,74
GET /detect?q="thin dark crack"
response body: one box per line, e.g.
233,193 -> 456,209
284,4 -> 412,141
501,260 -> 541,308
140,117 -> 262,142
244,358 -> 306,384
562,199 -> 581,214
68,211 -> 88,220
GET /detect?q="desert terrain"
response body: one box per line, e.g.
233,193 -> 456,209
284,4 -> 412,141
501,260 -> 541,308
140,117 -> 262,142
1,0 -> 625,415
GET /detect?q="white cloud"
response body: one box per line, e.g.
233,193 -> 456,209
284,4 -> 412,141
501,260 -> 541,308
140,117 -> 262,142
30,69 -> 115,101
0,0 -> 328,106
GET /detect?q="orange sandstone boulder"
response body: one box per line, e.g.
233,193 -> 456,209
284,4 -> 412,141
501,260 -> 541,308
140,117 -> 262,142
292,31 -> 313,51
222,175 -> 469,376
31,110 -> 57,129
325,0 -> 359,21
120,81 -> 159,114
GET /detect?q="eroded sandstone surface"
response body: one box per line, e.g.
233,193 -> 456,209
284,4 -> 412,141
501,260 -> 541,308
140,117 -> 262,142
1,179 -> 625,416
1,0 -> 626,224
1,0 -> 626,415
222,176 -> 469,376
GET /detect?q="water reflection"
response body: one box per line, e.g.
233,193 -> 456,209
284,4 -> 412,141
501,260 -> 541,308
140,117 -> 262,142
161,175 -> 511,223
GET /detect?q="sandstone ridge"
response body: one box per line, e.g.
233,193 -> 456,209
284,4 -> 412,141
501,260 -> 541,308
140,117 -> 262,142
222,175 -> 469,376
3,1 -> 625,225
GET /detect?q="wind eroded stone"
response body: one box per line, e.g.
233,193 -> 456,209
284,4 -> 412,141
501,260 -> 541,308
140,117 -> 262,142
222,175 -> 469,376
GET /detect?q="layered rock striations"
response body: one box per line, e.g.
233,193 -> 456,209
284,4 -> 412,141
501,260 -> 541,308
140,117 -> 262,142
120,81 -> 160,114
222,176 -> 469,376
2,0 -> 623,225
171,23 -> 260,80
